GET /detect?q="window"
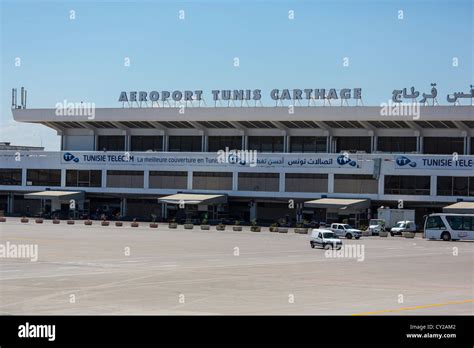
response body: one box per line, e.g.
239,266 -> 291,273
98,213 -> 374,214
446,216 -> 473,231
336,137 -> 371,153
437,176 -> 473,196
106,170 -> 144,188
97,136 -> 125,151
285,174 -> 328,192
0,169 -> 22,185
66,170 -> 101,187
424,137 -> 464,155
193,172 -> 232,190
208,136 -> 242,152
377,137 -> 417,153
131,136 -> 163,152
290,137 -> 327,153
384,175 -> 430,195
149,171 -> 187,189
26,169 -> 61,186
168,136 -> 202,152
334,174 -> 378,194
248,137 -> 284,153
426,216 -> 446,229
238,173 -> 279,191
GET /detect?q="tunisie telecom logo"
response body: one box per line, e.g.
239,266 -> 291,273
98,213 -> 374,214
396,156 -> 417,167
336,155 -> 357,167
63,152 -> 79,163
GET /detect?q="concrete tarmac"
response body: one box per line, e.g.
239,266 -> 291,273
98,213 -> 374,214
1,218 -> 473,315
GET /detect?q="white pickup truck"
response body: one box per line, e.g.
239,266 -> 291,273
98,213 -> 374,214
330,223 -> 362,239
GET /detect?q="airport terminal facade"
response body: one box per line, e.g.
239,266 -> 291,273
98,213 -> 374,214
1,102 -> 474,227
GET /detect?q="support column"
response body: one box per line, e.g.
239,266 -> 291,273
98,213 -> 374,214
279,173 -> 285,192
22,168 -> 27,186
249,201 -> 257,221
120,197 -> 127,217
243,135 -> 248,150
101,170 -> 107,188
144,170 -> 149,189
125,135 -> 131,152
61,169 -> 66,188
430,175 -> 437,197
232,172 -> 238,191
7,193 -> 14,214
378,174 -> 385,197
187,171 -> 193,190
328,173 -> 335,193
163,135 -> 169,152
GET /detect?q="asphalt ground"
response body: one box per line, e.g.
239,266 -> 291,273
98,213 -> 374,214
0,218 -> 472,315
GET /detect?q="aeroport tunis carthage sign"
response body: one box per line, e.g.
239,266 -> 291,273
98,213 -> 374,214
118,88 -> 362,103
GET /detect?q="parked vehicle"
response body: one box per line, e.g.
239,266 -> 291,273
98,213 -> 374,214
367,219 -> 386,235
310,229 -> 342,249
424,213 -> 474,241
390,220 -> 416,236
377,208 -> 415,229
329,223 -> 361,239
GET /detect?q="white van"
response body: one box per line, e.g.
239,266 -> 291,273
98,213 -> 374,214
390,220 -> 416,236
310,229 -> 342,249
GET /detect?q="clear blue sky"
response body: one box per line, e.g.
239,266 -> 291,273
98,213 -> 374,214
1,0 -> 472,150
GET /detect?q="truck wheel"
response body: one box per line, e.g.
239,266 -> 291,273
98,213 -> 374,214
441,232 -> 451,241
324,244 -> 332,250
355,236 -> 360,240
310,242 -> 315,248
390,232 -> 394,237
345,233 -> 352,239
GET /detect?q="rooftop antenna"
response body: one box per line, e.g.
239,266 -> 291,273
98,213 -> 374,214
20,87 -> 24,108
11,88 -> 17,109
24,89 -> 27,109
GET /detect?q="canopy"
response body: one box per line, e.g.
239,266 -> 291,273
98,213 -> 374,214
158,194 -> 227,205
443,202 -> 474,214
24,191 -> 84,200
304,198 -> 370,210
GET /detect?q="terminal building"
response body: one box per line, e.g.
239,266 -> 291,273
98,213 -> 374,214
1,90 -> 473,227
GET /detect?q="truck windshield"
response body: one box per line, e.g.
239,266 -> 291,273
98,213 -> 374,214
395,222 -> 406,228
342,224 -> 352,229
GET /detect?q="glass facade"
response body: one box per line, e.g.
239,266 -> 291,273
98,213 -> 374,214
66,170 -> 102,187
285,173 -> 328,192
334,174 -> 378,194
336,137 -> 371,153
193,172 -> 232,190
0,169 -> 22,185
149,171 -> 187,189
437,176 -> 474,196
248,136 -> 284,153
106,170 -> 144,188
377,137 -> 417,153
168,136 -> 202,152
131,136 -> 163,152
97,136 -> 125,151
424,137 -> 464,155
238,173 -> 279,191
26,169 -> 61,186
290,137 -> 327,153
384,175 -> 431,195
208,136 -> 242,152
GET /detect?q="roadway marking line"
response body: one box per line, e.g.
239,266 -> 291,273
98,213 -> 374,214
352,299 -> 474,315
